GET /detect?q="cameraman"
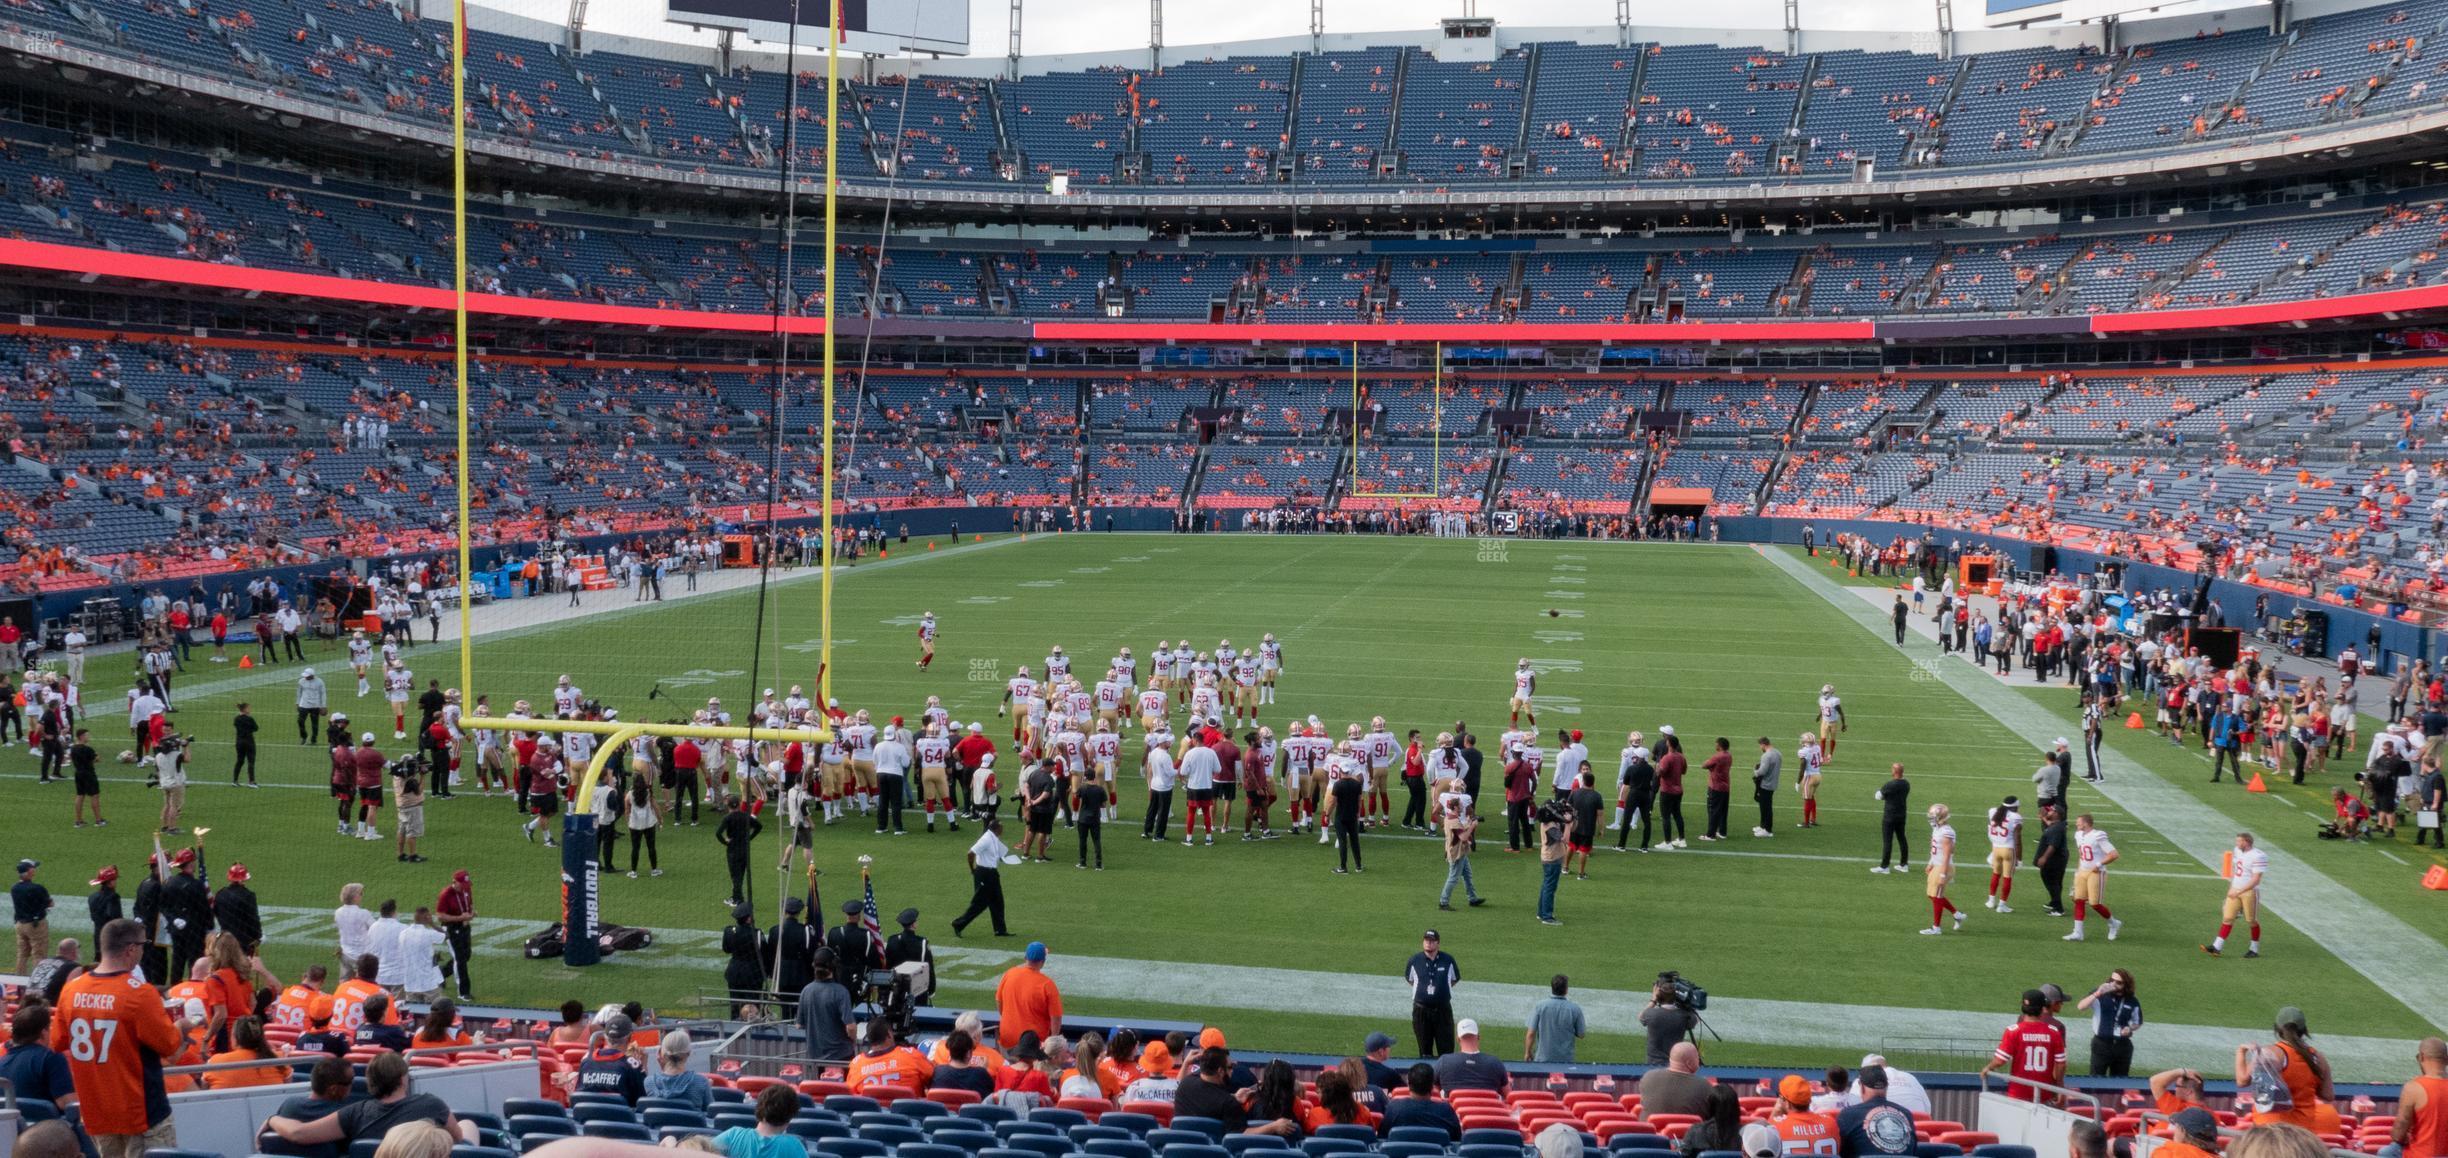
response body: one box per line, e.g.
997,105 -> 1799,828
1639,979 -> 1698,1065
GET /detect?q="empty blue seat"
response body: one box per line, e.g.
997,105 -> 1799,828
1171,1117 -> 1227,1141
1913,1147 -> 1964,1158
1302,1139 -> 1368,1158
503,1099 -> 569,1120
1099,1114 -> 1160,1137
937,1132 -> 1002,1153
644,1109 -> 711,1130
1607,1137 -> 1671,1153
1087,1140 -> 1155,1158
963,1105 -> 1022,1126
793,1121 -> 852,1140
1009,1135 -> 1079,1158
571,1092 -> 630,1108
1312,1127 -> 1377,1146
868,1125 -> 929,1150
348,1141 -> 382,1158
1000,1121 -> 1066,1139
900,1100 -> 953,1120
822,1139 -> 891,1158
1461,1145 -> 1526,1158
1969,1148 -> 2036,1158
1388,1128 -> 1455,1148
1162,1146 -> 1233,1158
1146,1130 -> 1209,1151
583,1122 -> 656,1142
1073,1126 -> 1132,1145
145,1150 -> 226,1158
450,1147 -> 517,1158
639,1098 -> 701,1114
828,1095 -> 886,1116
980,1148 -> 1043,1158
457,1112 -> 505,1135
712,1087 -> 750,1104
901,1145 -> 972,1158
1464,1131 -> 1526,1149
507,1116 -> 577,1140
1696,1152 -> 1743,1158
656,1128 -> 718,1144
714,1113 -> 758,1132
1223,1137 -> 1291,1155
1031,1109 -> 1091,1131
1383,1145 -> 1446,1158
573,1105 -> 641,1125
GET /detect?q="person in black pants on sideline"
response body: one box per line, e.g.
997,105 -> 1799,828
1403,931 -> 1459,1058
1872,763 -> 1912,872
1330,769 -> 1364,873
951,818 -> 1010,937
2034,803 -> 2069,916
1073,775 -> 1107,870
716,804 -> 762,906
230,702 -> 260,786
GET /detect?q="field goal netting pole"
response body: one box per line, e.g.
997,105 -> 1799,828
453,716 -> 834,968
1347,339 -> 1445,504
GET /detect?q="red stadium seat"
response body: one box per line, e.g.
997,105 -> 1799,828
1938,1133 -> 1999,1149
1058,1097 -> 1115,1121
1121,1100 -> 1175,1125
931,1090 -> 981,1108
736,1076 -> 788,1097
870,1085 -> 920,1105
799,1081 -> 855,1099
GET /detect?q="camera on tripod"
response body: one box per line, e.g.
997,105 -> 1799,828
864,961 -> 931,1040
1658,969 -> 1708,1012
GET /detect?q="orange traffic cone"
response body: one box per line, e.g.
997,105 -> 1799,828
2422,864 -> 2448,891
2125,712 -> 2145,729
973,534 -> 982,542
2246,772 -> 2268,793
879,549 -> 887,559
927,542 -> 935,551
238,655 -> 253,669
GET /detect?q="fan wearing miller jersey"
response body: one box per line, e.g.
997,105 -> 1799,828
1510,660 -> 1537,728
1985,799 -> 2023,915
916,611 -> 938,670
1981,990 -> 2067,1103
2064,814 -> 2122,943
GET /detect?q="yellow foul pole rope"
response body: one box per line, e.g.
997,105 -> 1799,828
452,0 -> 473,704
818,0 -> 840,705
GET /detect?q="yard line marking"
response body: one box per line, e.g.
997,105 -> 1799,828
2377,848 -> 2407,865
235,901 -> 2405,1075
1759,544 -> 2448,1033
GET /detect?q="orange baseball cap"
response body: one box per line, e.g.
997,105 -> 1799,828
1197,1027 -> 1227,1050
1777,1075 -> 1813,1106
307,994 -> 336,1025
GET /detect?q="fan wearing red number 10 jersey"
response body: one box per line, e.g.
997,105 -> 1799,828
1981,991 -> 2067,1103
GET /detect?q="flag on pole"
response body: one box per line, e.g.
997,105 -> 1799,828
859,869 -> 885,961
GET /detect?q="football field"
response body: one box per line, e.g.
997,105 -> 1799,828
9,532 -> 2442,1080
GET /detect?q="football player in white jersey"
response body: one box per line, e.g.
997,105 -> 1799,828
1257,634 -> 1283,705
1363,717 -> 1398,827
470,694 -> 505,795
1215,639 -> 1238,675
384,659 -> 413,739
1044,645 -> 1071,682
921,695 -> 951,734
1110,648 -> 1136,692
552,675 -> 583,717
347,631 -> 374,697
1191,651 -> 1218,690
1231,655 -> 1261,728
841,710 -> 879,815
785,685 -> 814,723
1087,720 -> 1122,821
1150,642 -> 1173,695
1063,680 -> 1093,723
1984,798 -> 2023,914
2203,831 -> 2266,957
1000,665 -> 1038,743
1922,803 -> 1964,935
1795,732 -> 1824,828
1281,723 -> 1321,832
1137,685 -> 1169,732
915,723 -> 958,832
2064,813 -> 2121,942
916,611 -> 938,670
1511,659 -> 1537,728
1817,684 -> 1848,762
1188,676 -> 1221,730
818,732 -> 849,822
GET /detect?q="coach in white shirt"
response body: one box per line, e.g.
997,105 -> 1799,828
1142,744 -> 1179,840
334,884 -> 374,971
393,908 -> 450,1002
366,900 -> 406,990
874,727 -> 914,835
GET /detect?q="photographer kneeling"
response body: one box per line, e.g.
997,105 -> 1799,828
1640,976 -> 1700,1066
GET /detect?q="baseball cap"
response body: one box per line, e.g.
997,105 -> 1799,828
301,667 -> 315,677
1570,729 -> 1583,742
1198,1027 -> 1227,1050
968,722 -> 982,733
1659,725 -> 1675,736
1363,1031 -> 1397,1052
1777,1075 -> 1813,1106
1423,929 -> 1441,942
308,994 -> 336,1025
360,732 -> 375,744
600,1012 -> 635,1043
2275,1006 -> 2309,1033
2039,983 -> 2067,1005
89,865 -> 118,886
1738,1124 -> 1782,1158
1456,1019 -> 1481,1038
1025,941 -> 1047,963
2170,1108 -> 2219,1140
227,864 -> 251,883
15,858 -> 35,874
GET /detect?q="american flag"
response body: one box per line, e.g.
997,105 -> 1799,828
860,873 -> 886,961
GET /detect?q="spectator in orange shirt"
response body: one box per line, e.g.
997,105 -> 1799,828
2148,1067 -> 2211,1136
845,1020 -> 934,1096
1302,1069 -> 1374,1134
205,1017 -> 289,1089
54,918 -> 189,1157
995,941 -> 1062,1050
2157,1108 -> 2225,1158
926,1011 -> 1004,1074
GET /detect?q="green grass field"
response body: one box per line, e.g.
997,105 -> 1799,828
10,533 -> 2440,1080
